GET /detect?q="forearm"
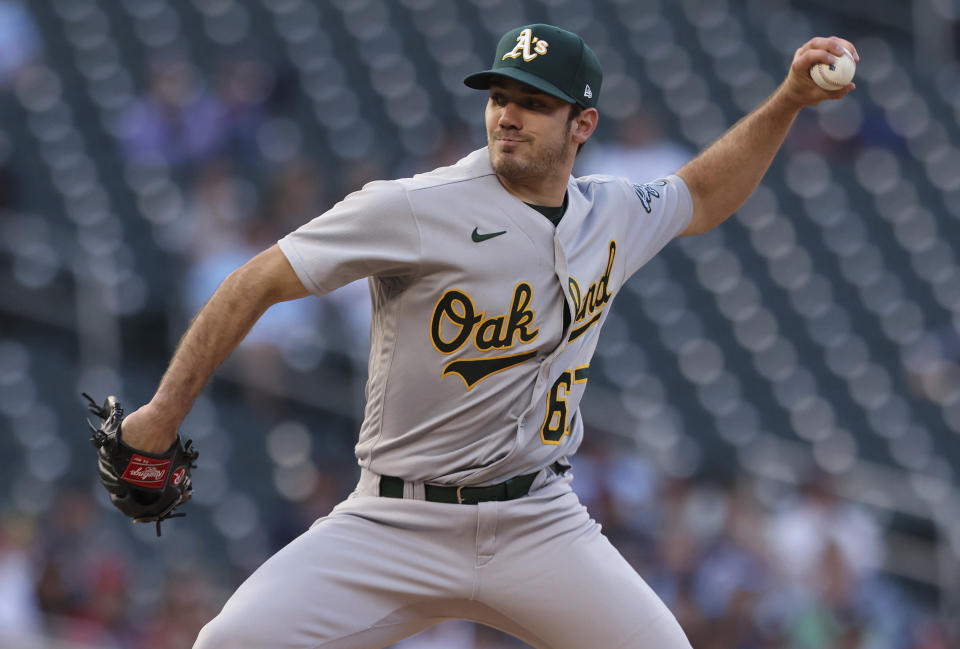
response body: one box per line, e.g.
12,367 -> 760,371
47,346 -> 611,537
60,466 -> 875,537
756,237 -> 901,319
151,263 -> 272,421
128,245 -> 308,449
675,36 -> 859,236
676,89 -> 800,235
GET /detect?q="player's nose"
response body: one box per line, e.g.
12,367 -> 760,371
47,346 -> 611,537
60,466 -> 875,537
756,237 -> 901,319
497,101 -> 523,129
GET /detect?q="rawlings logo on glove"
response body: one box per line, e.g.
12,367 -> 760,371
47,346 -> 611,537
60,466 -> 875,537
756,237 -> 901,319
83,393 -> 199,536
122,456 -> 172,487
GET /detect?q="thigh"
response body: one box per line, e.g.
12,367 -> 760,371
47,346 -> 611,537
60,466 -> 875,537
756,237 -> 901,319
194,497 -> 477,649
478,485 -> 693,649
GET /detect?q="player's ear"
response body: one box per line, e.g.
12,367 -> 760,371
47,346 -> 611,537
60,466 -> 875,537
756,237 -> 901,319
571,108 -> 598,145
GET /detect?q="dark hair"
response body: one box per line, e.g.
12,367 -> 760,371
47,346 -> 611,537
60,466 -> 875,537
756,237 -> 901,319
569,104 -> 585,154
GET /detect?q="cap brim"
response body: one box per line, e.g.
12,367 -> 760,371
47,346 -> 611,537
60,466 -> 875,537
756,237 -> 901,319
463,68 -> 577,105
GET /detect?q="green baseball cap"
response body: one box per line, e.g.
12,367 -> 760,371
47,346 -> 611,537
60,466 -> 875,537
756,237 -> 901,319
464,24 -> 602,109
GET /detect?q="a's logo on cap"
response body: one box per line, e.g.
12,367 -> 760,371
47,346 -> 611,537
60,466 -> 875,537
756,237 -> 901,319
584,84 -> 593,99
502,28 -> 549,62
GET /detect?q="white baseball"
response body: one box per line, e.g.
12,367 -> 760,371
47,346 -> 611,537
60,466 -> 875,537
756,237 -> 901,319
810,46 -> 856,90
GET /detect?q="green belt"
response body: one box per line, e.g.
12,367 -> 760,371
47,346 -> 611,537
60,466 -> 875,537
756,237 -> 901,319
379,462 -> 567,504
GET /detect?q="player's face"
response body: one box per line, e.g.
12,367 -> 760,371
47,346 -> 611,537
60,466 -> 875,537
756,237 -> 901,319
485,80 -> 577,182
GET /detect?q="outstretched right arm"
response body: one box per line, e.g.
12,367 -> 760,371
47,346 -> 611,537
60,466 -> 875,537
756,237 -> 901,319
120,244 -> 309,453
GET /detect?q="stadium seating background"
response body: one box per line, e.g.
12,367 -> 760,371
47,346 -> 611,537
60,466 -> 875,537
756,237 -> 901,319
1,0 -> 958,647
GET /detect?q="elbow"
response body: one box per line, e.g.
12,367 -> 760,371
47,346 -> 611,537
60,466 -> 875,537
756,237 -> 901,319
219,263 -> 275,313
679,172 -> 738,236
683,216 -> 709,237
681,208 -> 729,237
226,245 -> 309,307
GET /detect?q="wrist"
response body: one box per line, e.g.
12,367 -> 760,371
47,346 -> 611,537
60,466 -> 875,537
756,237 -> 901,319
768,84 -> 804,115
119,405 -> 179,454
149,391 -> 189,425
138,400 -> 183,443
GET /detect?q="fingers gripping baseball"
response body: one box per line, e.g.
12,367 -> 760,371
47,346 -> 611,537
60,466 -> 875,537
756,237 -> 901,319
784,36 -> 860,107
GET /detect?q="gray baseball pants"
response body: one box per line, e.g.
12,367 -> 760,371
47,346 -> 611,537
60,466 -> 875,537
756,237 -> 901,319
193,469 -> 692,649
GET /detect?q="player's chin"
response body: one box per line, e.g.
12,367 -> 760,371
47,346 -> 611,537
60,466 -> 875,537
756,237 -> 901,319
491,154 -> 528,178
491,145 -> 515,162
492,142 -> 519,159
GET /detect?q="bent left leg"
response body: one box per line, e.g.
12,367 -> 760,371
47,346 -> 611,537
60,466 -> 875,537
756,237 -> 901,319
473,481 -> 693,649
193,495 -> 480,649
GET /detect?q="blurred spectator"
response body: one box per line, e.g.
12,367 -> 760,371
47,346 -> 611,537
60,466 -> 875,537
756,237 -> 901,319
117,56 -> 228,166
765,474 -> 884,585
59,558 -> 137,649
177,157 -> 341,386
567,436 -> 617,524
763,474 -> 909,649
568,433 -> 661,537
182,217 -> 324,393
0,514 -> 41,640
258,156 -> 328,235
575,109 -> 692,182
214,56 -> 275,161
340,157 -> 389,196
255,157 -> 371,362
646,479 -> 704,611
30,488 -> 143,647
0,0 -> 42,86
140,571 -> 222,649
181,158 -> 257,260
910,616 -> 957,649
691,483 -> 771,624
35,490 -> 102,617
320,279 -> 372,366
396,129 -> 476,181
901,326 -> 960,405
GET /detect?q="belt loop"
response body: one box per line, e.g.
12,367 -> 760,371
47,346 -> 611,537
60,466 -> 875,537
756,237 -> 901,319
359,467 -> 384,497
403,480 -> 427,499
411,481 -> 426,500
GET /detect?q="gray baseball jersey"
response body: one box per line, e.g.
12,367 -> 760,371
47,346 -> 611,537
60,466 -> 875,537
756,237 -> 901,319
196,148 -> 695,649
278,147 -> 691,484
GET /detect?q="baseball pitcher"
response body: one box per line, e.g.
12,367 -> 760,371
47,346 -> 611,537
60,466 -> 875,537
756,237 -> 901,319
93,23 -> 858,649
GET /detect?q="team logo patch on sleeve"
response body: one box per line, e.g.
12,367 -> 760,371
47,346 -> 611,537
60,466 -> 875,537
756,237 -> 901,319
632,180 -> 667,213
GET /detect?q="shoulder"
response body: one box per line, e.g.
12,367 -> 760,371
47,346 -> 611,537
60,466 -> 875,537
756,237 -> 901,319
572,174 -> 687,215
329,149 -> 494,219
573,172 -> 628,190
343,148 -> 494,213
339,177 -> 411,213
572,173 -> 636,203
396,148 -> 496,194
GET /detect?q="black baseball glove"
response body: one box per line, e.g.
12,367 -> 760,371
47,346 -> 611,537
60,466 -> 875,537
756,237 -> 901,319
83,393 -> 199,536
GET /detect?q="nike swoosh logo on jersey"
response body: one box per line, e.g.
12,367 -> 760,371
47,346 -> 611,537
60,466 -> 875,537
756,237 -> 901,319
471,227 -> 507,242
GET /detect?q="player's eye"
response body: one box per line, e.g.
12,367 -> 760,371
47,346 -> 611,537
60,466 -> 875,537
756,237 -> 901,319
521,97 -> 548,111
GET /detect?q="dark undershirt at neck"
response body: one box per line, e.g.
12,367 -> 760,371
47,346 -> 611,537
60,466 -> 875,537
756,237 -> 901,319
525,192 -> 568,227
